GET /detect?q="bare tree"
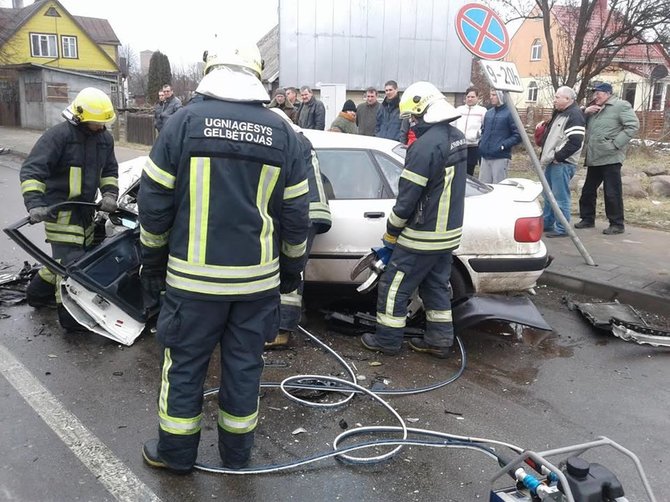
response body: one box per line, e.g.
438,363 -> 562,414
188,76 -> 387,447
171,63 -> 204,104
119,44 -> 138,77
496,0 -> 670,101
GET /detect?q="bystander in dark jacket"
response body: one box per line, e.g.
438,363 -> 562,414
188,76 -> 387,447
296,86 -> 326,130
376,80 -> 402,141
268,88 -> 297,123
356,87 -> 380,136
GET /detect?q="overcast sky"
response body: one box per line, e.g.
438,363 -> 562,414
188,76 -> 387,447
1,0 -> 279,68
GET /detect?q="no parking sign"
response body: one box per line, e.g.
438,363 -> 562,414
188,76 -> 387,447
455,3 -> 510,61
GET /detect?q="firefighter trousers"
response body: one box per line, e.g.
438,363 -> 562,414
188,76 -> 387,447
155,291 -> 279,470
375,247 -> 454,351
278,225 -> 316,334
26,243 -> 83,306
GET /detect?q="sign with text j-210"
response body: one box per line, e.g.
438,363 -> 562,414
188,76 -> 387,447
479,60 -> 523,92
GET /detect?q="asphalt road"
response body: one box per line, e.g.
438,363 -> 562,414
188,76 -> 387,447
1,153 -> 668,502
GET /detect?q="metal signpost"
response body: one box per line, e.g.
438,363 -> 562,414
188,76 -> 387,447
455,4 -> 595,266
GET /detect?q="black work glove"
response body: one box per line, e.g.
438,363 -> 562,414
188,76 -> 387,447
99,192 -> 118,213
280,271 -> 302,294
29,207 -> 49,223
140,267 -> 165,312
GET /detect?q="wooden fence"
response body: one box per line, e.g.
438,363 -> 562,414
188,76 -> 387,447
125,113 -> 155,146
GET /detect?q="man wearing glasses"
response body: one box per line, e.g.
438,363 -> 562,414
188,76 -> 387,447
376,80 -> 402,141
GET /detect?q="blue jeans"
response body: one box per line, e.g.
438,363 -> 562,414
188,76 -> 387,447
543,162 -> 576,234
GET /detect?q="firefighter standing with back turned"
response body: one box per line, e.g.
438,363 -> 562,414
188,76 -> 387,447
20,87 -> 119,331
265,107 -> 332,348
361,81 -> 467,359
138,39 -> 310,473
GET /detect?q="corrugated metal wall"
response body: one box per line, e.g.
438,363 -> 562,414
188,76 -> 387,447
279,0 -> 472,92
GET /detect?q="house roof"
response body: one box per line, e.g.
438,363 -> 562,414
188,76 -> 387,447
551,3 -> 670,68
0,0 -> 120,49
258,24 -> 279,83
1,62 -> 117,82
73,15 -> 120,46
0,1 -> 44,45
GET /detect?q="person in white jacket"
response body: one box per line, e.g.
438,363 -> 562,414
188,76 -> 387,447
454,87 -> 487,176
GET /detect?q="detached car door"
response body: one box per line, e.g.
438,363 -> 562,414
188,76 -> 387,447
307,148 -> 399,284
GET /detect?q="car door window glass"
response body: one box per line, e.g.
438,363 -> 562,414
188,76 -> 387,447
373,152 -> 403,197
316,149 -> 384,199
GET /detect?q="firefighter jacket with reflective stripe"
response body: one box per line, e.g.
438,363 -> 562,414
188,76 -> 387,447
20,121 -> 118,246
137,98 -> 310,301
296,132 -> 331,234
386,120 -> 467,254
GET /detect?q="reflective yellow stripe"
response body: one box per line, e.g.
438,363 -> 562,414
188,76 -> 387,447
56,210 -> 71,225
144,157 -> 176,189
38,267 -> 56,284
140,225 -> 170,248
168,255 -> 278,279
69,167 -> 82,199
159,412 -> 202,435
45,221 -> 93,236
100,176 -> 118,188
426,309 -> 453,322
388,209 -> 408,229
166,272 -> 280,295
218,408 -> 258,434
311,152 -> 328,204
377,312 -> 406,328
187,157 -> 211,264
400,168 -> 428,187
280,290 -> 302,307
283,179 -> 308,200
257,164 -> 280,263
158,348 -> 172,424
379,270 -> 405,328
44,221 -> 95,245
281,239 -> 307,258
21,179 -> 46,194
397,233 -> 462,251
436,166 -> 455,231
401,227 -> 462,241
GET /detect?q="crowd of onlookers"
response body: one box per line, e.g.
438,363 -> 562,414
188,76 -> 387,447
153,77 -> 640,238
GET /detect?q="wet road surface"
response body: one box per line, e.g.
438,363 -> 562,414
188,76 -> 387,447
1,153 -> 668,501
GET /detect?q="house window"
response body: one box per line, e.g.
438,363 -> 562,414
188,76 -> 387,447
46,83 -> 68,102
30,33 -> 58,58
531,39 -> 542,61
651,82 -> 664,110
527,81 -> 538,102
61,36 -> 78,59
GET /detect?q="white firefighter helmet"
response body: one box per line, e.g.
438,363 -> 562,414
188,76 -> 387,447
203,39 -> 263,78
196,36 -> 269,103
63,87 -> 116,125
399,81 -> 460,124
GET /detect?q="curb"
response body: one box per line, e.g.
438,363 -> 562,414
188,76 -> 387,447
539,270 -> 669,316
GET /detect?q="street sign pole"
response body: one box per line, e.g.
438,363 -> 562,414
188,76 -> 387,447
455,3 -> 594,265
501,90 -> 596,266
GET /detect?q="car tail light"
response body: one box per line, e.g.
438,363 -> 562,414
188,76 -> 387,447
514,216 -> 543,242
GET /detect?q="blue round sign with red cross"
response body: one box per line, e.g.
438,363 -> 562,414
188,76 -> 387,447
455,3 -> 510,60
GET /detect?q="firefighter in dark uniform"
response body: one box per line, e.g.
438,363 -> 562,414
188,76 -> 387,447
139,40 -> 310,473
265,108 -> 332,348
361,81 -> 467,359
20,87 -> 119,330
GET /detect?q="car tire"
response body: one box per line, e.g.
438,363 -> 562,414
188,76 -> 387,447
449,265 -> 471,301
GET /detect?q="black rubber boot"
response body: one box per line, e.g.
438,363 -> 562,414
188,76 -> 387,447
219,428 -> 254,469
360,332 -> 401,356
408,338 -> 450,359
142,439 -> 193,475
